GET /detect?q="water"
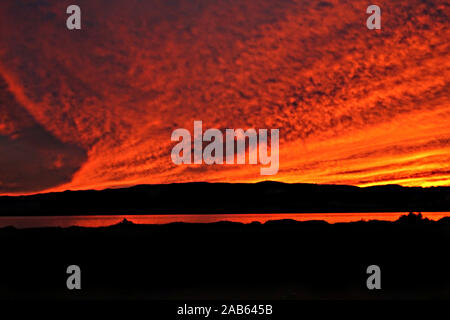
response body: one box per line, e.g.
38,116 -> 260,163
0,212 -> 448,229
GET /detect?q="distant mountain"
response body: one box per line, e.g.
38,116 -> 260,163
0,182 -> 450,215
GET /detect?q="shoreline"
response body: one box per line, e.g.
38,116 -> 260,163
1,212 -> 449,229
1,213 -> 449,300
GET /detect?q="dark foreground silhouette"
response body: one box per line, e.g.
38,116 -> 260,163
0,213 -> 449,300
2,182 -> 450,215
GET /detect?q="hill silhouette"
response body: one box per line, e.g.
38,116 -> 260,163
1,182 -> 450,215
0,213 -> 449,300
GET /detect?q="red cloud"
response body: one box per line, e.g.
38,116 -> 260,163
0,0 -> 449,194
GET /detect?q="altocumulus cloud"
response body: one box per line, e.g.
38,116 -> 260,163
0,0 -> 449,194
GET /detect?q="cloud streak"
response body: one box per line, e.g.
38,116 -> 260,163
0,0 -> 449,194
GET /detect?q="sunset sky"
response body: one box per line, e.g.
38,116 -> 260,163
0,0 -> 449,195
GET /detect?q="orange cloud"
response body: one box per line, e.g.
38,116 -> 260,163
0,0 -> 448,194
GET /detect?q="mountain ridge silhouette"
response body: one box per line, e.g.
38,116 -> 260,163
1,182 -> 449,215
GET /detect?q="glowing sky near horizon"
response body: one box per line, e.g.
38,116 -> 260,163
0,0 -> 449,195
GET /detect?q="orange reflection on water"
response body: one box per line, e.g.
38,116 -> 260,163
0,212 -> 448,229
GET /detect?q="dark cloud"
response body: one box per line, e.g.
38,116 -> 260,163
0,74 -> 87,193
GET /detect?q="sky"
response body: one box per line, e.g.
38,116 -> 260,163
0,0 -> 449,195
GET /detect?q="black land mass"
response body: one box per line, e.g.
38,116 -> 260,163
0,213 -> 449,300
1,181 -> 450,215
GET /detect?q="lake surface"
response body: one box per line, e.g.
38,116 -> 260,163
0,212 -> 449,229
